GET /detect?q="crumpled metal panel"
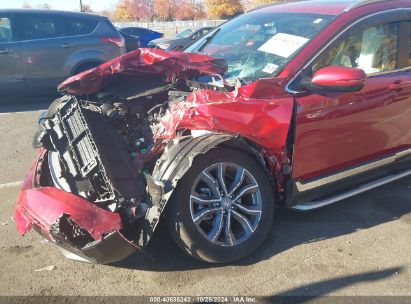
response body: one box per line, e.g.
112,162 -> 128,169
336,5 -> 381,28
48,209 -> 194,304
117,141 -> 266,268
58,48 -> 227,96
153,88 -> 294,152
238,77 -> 289,99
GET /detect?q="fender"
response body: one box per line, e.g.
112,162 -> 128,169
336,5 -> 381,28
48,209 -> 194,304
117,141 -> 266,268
137,133 -> 273,246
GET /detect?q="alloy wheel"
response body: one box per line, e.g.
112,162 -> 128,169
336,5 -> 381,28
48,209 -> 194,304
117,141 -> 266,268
189,162 -> 262,247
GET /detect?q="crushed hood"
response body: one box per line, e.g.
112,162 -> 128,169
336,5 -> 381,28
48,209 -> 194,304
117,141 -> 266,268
58,48 -> 227,96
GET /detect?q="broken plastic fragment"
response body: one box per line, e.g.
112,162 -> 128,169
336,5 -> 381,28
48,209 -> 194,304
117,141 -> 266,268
34,265 -> 56,272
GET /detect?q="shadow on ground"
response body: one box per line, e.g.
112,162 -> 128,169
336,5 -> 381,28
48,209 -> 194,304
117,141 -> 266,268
0,95 -> 58,113
111,176 -> 411,272
271,267 -> 403,297
262,267 -> 404,302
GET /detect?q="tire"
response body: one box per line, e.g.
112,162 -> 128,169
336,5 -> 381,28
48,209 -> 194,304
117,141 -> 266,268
72,62 -> 100,75
165,147 -> 275,263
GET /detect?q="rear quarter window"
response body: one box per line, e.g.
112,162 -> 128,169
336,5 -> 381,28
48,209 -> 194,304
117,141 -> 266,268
104,19 -> 118,32
21,15 -> 64,40
65,17 -> 98,36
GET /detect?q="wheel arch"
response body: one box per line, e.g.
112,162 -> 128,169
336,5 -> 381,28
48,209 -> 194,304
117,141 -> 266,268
70,60 -> 103,76
153,134 -> 274,194
140,133 -> 277,245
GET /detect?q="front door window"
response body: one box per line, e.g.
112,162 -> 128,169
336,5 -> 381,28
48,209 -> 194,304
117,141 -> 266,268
312,22 -> 399,75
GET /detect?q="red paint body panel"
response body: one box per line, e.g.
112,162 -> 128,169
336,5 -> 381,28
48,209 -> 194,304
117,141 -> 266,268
238,77 -> 289,99
311,66 -> 366,88
154,89 -> 294,152
259,0 -> 354,15
58,48 -> 227,96
14,158 -> 122,240
15,187 -> 122,240
293,70 -> 411,180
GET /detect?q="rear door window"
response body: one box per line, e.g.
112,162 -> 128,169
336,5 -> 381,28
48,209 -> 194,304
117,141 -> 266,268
21,15 -> 64,40
0,17 -> 12,42
65,17 -> 98,36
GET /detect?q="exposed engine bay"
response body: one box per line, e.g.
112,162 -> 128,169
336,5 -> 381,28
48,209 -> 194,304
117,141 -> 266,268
32,50 -> 237,249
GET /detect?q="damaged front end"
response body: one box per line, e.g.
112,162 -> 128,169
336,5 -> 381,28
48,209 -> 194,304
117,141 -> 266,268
15,165 -> 138,264
15,48 -> 294,263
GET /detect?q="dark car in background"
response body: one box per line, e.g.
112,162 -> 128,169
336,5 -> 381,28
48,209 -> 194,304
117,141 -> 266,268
119,27 -> 163,47
118,30 -> 141,52
148,26 -> 213,51
0,9 -> 125,100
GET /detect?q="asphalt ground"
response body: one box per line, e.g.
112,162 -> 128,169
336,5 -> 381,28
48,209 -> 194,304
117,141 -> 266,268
0,99 -> 410,299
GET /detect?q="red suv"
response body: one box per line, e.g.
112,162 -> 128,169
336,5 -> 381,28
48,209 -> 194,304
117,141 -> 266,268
14,0 -> 411,264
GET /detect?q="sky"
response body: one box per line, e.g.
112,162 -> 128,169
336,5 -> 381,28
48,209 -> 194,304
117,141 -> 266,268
0,0 -> 117,11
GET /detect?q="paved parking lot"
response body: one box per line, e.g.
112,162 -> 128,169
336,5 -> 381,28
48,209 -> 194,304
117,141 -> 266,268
0,100 -> 410,298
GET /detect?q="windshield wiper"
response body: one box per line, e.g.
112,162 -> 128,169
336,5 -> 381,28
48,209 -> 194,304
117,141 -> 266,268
195,28 -> 221,53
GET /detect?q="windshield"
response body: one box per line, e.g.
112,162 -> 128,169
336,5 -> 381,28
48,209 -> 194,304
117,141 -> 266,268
185,11 -> 333,81
176,29 -> 193,38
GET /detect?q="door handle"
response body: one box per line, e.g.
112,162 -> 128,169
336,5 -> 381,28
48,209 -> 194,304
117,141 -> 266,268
0,48 -> 13,54
389,81 -> 411,91
60,43 -> 73,48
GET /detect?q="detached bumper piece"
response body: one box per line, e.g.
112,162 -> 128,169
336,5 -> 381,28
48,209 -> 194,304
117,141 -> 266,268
14,186 -> 139,264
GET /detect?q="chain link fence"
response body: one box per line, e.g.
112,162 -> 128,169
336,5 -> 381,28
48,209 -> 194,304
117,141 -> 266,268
114,20 -> 226,37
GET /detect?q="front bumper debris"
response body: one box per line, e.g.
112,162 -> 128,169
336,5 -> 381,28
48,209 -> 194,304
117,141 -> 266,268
14,167 -> 139,264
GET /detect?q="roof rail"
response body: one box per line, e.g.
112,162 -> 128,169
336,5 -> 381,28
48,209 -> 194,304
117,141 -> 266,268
343,0 -> 392,12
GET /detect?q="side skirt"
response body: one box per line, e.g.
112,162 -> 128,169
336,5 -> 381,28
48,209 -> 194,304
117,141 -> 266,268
292,167 -> 411,211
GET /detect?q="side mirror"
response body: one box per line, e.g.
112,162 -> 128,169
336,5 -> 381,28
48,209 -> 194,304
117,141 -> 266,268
310,66 -> 366,92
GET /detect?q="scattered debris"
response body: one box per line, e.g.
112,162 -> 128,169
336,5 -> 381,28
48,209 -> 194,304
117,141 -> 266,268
34,265 -> 56,272
1,222 -> 8,226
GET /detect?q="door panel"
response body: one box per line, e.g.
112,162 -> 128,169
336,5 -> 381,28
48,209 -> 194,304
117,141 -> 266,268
293,71 -> 411,180
0,14 -> 23,98
18,14 -> 68,94
292,20 -> 411,181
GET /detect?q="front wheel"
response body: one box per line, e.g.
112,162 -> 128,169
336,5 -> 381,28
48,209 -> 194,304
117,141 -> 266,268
166,147 -> 275,263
